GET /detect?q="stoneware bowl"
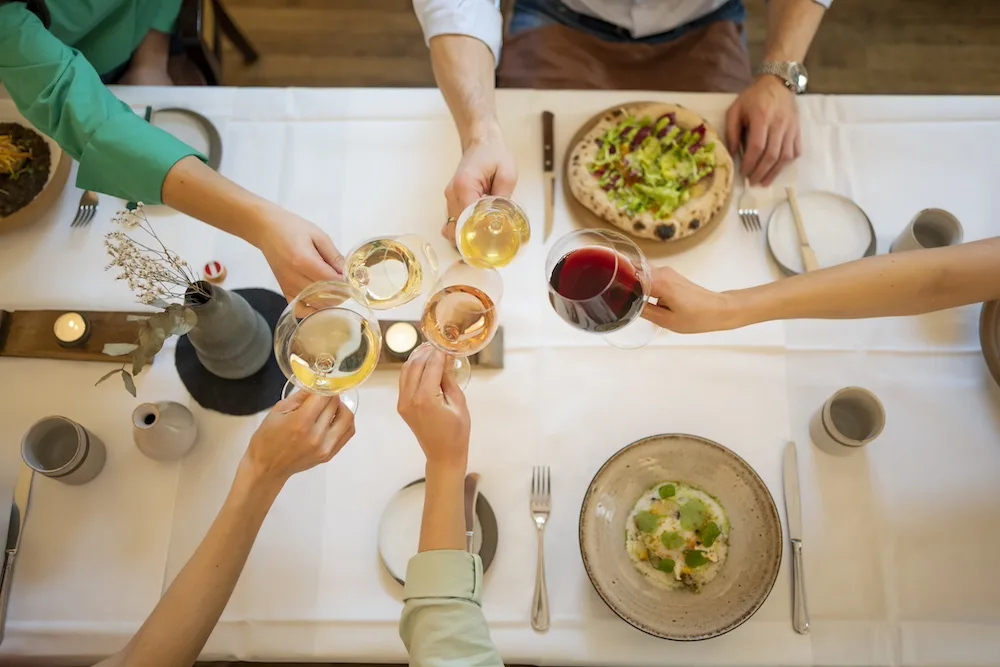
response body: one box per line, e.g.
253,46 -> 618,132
980,300 -> 1000,387
579,433 -> 782,641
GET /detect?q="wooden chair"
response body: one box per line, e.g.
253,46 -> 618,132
175,0 -> 259,86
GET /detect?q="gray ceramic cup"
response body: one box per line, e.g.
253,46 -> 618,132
809,387 -> 886,456
890,208 -> 963,253
21,416 -> 107,485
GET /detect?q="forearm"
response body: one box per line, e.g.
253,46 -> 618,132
160,156 -> 278,248
428,36 -> 501,150
731,238 -> 1000,325
130,29 -> 170,70
763,0 -> 827,63
419,460 -> 467,552
97,461 -> 282,667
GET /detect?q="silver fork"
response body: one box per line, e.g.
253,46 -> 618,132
737,145 -> 761,232
530,466 -> 551,633
70,190 -> 98,228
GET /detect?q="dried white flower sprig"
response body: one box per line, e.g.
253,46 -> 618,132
97,204 -> 203,396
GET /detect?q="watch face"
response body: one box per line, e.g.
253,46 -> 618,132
788,63 -> 808,93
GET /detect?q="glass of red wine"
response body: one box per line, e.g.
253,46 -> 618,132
546,229 -> 658,348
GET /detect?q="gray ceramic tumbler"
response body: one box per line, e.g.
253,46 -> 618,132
890,208 -> 963,253
21,416 -> 107,484
809,387 -> 886,456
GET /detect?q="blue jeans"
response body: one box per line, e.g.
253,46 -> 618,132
509,0 -> 746,45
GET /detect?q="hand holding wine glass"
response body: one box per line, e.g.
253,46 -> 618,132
397,343 -> 470,468
454,196 -> 530,269
344,234 -> 438,310
641,266 -> 738,334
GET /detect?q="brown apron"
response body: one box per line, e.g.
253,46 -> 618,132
496,5 -> 752,93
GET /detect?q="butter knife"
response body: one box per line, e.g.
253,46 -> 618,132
0,465 -> 34,646
782,441 -> 810,634
785,187 -> 820,273
542,111 -> 555,241
463,473 -> 480,553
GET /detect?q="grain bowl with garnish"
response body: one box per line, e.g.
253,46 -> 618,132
0,122 -> 51,218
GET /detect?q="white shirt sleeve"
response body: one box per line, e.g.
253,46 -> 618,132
412,0 -> 503,65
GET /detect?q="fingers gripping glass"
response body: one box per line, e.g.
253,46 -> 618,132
420,261 -> 503,388
274,279 -> 383,413
344,234 -> 439,310
546,229 -> 658,348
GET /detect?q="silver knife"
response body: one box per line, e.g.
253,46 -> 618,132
463,473 -> 480,553
782,441 -> 810,634
542,111 -> 555,241
0,465 -> 33,646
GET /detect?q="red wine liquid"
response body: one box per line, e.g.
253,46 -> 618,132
549,246 -> 644,332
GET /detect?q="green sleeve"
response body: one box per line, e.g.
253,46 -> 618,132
152,0 -> 184,34
0,4 -> 204,204
400,551 -> 505,667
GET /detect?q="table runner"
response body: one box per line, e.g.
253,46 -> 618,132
0,88 -> 997,665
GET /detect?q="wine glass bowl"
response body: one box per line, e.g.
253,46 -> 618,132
345,234 -> 438,310
420,261 -> 503,387
455,196 -> 530,269
274,279 -> 382,410
546,229 -> 655,346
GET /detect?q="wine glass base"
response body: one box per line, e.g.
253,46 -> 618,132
603,317 -> 659,349
280,381 -> 359,414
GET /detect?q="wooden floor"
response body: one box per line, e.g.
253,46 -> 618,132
218,0 -> 1000,94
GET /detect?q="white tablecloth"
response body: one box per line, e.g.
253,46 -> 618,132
1,88 -> 999,666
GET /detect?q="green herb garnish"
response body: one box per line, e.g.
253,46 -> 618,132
684,549 -> 709,568
658,484 -> 676,499
679,498 -> 708,532
635,511 -> 659,533
698,522 -> 721,548
660,531 -> 685,550
657,558 -> 676,574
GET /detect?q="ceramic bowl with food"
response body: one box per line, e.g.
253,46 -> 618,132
579,433 -> 782,641
0,118 -> 68,233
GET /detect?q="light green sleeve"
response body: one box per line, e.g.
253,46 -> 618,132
0,4 -> 204,204
152,0 -> 184,34
400,551 -> 505,667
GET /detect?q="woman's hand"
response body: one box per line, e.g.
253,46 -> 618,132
242,392 -> 356,485
397,344 -> 471,468
255,210 -> 346,302
642,267 -> 741,334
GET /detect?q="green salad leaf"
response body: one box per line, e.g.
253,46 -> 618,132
679,498 -> 709,532
660,531 -> 685,550
634,510 -> 659,533
658,484 -> 676,499
684,549 -> 709,568
698,522 -> 722,548
656,558 -> 676,574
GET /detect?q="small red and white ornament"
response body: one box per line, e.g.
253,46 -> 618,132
203,261 -> 227,285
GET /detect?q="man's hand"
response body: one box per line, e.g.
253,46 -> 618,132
255,211 -> 346,302
397,344 -> 471,467
442,130 -> 517,242
242,392 -> 356,485
641,267 -> 739,334
725,75 -> 801,187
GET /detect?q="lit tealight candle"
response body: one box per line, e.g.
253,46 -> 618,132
53,312 -> 90,347
385,322 -> 419,356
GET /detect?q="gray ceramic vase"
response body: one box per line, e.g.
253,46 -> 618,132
132,401 -> 198,461
185,281 -> 271,379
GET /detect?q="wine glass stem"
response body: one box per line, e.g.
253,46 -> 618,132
451,356 -> 472,389
280,381 -> 360,414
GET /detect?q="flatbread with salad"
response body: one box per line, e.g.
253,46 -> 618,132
567,103 -> 733,243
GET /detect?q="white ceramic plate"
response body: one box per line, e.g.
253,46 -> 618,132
150,108 -> 214,158
378,479 -> 497,585
767,191 -> 875,275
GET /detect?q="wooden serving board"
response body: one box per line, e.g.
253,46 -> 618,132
562,101 -> 733,258
376,321 -> 503,370
0,309 -> 153,365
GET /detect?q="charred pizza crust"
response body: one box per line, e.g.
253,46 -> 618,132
567,103 -> 733,242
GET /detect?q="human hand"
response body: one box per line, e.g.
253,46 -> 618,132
441,129 -> 518,242
641,267 -> 741,334
397,344 -> 470,467
255,210 -> 346,302
120,64 -> 173,86
725,76 -> 801,187
243,392 -> 356,485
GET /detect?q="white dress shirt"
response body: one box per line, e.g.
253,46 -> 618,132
412,0 -> 832,64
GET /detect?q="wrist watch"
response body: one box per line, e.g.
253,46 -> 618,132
756,61 -> 809,94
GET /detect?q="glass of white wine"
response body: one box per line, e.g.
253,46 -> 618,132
454,196 -> 530,269
274,279 -> 382,413
344,234 -> 438,310
420,261 -> 503,388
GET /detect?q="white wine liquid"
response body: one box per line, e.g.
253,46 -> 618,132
421,285 -> 497,355
346,239 -> 422,309
457,199 -> 530,269
288,308 -> 380,394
